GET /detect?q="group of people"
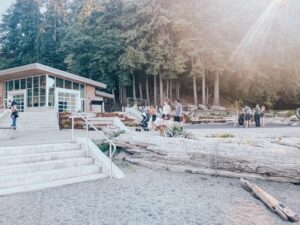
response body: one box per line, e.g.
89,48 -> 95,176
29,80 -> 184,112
240,104 -> 265,128
142,99 -> 183,130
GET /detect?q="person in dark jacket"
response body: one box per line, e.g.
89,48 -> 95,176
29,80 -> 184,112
10,101 -> 18,130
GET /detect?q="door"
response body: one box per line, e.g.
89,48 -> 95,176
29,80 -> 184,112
8,90 -> 26,112
55,88 -> 81,113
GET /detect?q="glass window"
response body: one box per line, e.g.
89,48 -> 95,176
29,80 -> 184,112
40,88 -> 46,96
14,80 -> 20,90
40,95 -> 46,107
27,77 -> 33,88
73,82 -> 80,90
80,84 -> 85,98
34,77 -> 39,88
8,81 -> 13,91
47,76 -> 55,89
27,89 -> 33,107
48,89 -> 55,107
40,76 -> 46,89
21,79 -> 26,89
56,78 -> 64,88
33,88 -> 39,96
58,92 -> 79,112
65,80 -> 72,89
33,96 -> 39,107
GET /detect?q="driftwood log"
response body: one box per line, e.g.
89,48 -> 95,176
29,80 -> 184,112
114,132 -> 300,183
241,178 -> 299,222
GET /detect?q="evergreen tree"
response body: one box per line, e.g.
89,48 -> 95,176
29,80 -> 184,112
0,0 -> 42,68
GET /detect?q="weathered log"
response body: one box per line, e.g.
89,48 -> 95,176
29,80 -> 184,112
240,178 -> 299,222
114,133 -> 300,183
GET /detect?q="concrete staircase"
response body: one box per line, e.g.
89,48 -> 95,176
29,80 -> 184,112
0,142 -> 107,196
0,108 -> 59,131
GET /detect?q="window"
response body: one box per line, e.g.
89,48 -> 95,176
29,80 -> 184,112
8,81 -> 13,91
27,89 -> 32,107
47,76 -> 55,88
65,80 -> 72,89
27,77 -> 32,88
72,82 -> 80,90
58,92 -> 79,112
80,84 -> 85,98
14,80 -> 20,90
34,77 -> 39,88
21,79 -> 26,89
56,78 -> 64,88
40,76 -> 46,89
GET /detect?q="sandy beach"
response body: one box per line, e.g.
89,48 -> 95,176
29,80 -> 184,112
0,160 -> 299,225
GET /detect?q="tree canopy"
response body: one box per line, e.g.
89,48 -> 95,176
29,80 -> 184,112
1,0 -> 300,109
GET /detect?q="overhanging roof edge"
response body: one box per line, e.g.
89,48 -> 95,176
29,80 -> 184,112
0,63 -> 107,89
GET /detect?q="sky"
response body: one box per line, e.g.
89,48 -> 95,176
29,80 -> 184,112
0,0 -> 14,19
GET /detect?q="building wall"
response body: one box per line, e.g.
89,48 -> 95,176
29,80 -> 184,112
85,85 -> 96,112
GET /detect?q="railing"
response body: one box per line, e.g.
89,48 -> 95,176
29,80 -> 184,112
70,113 -> 117,179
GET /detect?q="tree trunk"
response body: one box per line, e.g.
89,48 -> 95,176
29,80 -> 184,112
202,70 -> 206,105
176,80 -> 180,100
206,87 -> 209,106
123,86 -> 128,106
119,83 -> 122,104
159,74 -> 163,106
154,76 -> 157,107
139,82 -> 143,99
146,78 -> 150,106
166,79 -> 169,100
132,74 -> 136,99
193,76 -> 198,106
213,71 -> 220,106
170,80 -> 173,101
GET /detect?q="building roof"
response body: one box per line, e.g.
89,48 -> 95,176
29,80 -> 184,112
96,90 -> 115,99
0,63 -> 107,89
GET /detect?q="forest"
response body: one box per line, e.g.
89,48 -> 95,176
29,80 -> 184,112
1,0 -> 300,109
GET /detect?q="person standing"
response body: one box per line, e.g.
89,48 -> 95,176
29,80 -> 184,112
174,99 -> 183,130
261,105 -> 266,127
254,104 -> 261,127
162,101 -> 171,120
149,106 -> 157,130
243,105 -> 251,128
11,101 -> 18,130
174,99 -> 182,122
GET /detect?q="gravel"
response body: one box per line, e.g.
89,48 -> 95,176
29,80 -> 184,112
0,162 -> 299,225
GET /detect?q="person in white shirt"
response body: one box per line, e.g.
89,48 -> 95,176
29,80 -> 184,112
162,101 -> 171,120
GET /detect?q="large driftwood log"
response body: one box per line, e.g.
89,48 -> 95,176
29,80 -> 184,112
240,178 -> 299,222
114,133 -> 300,183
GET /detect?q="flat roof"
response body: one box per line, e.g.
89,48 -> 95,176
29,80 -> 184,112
96,90 -> 114,99
0,63 -> 107,89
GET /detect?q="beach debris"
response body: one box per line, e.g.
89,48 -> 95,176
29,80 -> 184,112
240,178 -> 299,222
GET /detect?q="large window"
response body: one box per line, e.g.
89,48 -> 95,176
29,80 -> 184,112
4,75 -> 86,111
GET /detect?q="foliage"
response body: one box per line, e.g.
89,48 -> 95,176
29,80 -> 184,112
1,0 -> 300,108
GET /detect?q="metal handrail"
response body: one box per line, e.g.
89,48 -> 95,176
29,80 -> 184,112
70,113 -> 117,179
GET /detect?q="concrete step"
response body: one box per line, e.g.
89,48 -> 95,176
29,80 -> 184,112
0,150 -> 86,166
0,173 -> 107,196
0,158 -> 94,176
0,143 -> 81,156
0,165 -> 99,189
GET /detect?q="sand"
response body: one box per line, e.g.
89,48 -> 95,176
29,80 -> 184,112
0,161 -> 299,225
